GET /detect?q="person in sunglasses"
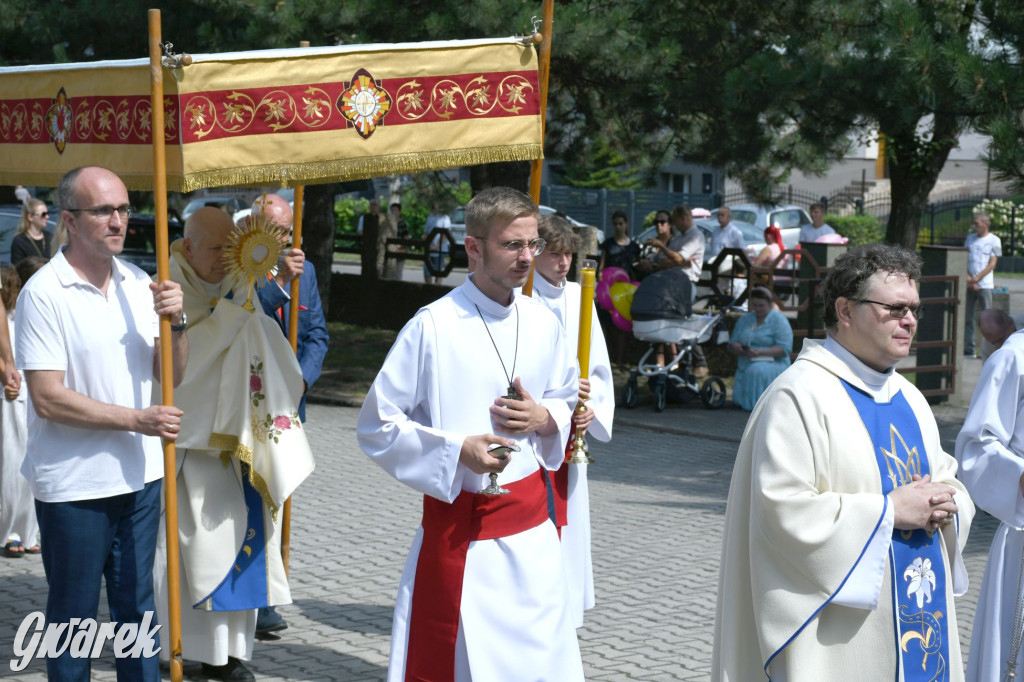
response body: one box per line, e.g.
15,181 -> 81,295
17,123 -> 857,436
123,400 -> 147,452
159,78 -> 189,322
714,244 -> 974,681
11,198 -> 52,265
358,187 -> 583,682
635,207 -> 703,280
636,205 -> 709,376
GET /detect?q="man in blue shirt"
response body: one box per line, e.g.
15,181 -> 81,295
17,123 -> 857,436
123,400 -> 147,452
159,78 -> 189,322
252,193 -> 330,634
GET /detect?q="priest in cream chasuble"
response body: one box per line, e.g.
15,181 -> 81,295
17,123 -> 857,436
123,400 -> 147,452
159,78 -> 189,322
713,245 -> 974,682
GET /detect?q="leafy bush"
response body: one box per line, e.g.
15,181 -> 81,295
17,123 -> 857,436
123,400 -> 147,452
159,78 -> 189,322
399,177 -> 472,238
335,174 -> 472,241
335,196 -> 370,235
825,213 -> 883,246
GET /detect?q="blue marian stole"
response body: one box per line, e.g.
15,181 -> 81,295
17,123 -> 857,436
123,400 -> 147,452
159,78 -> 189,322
840,380 -> 950,681
199,462 -> 271,611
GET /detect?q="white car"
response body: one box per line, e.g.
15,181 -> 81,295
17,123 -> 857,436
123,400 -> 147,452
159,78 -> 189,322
182,195 -> 249,222
698,204 -> 812,256
232,200 -> 294,228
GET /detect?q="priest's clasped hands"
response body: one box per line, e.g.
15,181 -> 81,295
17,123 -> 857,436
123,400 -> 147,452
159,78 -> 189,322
889,473 -> 958,532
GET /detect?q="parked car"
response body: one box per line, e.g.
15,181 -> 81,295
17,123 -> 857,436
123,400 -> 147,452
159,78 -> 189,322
120,213 -> 185,275
0,204 -> 56,264
447,204 -> 591,266
700,204 -> 812,254
181,195 -> 249,221
233,199 -> 295,228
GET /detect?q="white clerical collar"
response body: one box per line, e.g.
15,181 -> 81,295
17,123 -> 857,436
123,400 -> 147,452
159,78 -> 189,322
199,279 -> 221,299
464,273 -> 515,319
532,273 -> 566,300
823,335 -> 894,394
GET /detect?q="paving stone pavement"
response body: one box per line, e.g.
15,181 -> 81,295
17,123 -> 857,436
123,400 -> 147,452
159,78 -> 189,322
0,399 -> 1000,680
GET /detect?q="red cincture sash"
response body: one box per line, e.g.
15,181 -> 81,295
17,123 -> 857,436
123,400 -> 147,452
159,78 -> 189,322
548,430 -> 574,531
405,469 -> 551,682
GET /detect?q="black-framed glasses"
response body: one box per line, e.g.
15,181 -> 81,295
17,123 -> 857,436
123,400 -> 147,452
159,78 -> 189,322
855,299 -> 925,320
66,204 -> 134,221
479,237 -> 546,256
35,211 -> 49,218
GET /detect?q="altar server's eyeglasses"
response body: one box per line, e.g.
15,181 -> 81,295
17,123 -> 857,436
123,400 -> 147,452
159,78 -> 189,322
66,204 -> 134,221
481,238 -> 546,256
855,299 -> 925,320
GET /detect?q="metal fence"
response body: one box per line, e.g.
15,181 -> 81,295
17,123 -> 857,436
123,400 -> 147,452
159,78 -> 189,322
538,185 -> 718,238
542,181 -> 1023,255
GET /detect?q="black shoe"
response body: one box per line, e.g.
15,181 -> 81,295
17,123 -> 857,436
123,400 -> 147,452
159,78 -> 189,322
201,657 -> 255,681
255,606 -> 287,636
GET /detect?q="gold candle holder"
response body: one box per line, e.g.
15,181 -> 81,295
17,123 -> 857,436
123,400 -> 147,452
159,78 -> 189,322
569,259 -> 597,464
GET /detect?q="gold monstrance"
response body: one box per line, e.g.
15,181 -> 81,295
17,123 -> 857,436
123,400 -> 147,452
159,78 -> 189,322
223,208 -> 288,312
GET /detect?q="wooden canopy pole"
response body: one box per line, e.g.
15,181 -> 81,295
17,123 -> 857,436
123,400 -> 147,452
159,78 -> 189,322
148,9 -> 183,682
279,38 -> 310,576
524,0 -> 554,297
280,181 -> 302,575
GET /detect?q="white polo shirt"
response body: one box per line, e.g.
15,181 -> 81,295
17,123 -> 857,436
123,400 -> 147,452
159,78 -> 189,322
15,250 -> 162,503
965,231 -> 1002,290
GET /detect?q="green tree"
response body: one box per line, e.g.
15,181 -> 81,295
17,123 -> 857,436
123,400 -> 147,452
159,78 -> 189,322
579,0 -> 1024,249
7,1 -> 1024,253
975,1 -> 1024,195
561,137 -> 644,189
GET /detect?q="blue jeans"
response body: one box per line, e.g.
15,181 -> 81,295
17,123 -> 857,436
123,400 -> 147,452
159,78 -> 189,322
35,479 -> 162,682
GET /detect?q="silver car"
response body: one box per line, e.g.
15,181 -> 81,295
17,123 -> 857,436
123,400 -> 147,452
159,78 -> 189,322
0,204 -> 57,264
699,204 -> 812,255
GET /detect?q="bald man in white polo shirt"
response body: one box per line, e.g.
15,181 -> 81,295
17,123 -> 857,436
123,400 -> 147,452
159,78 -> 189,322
15,166 -> 188,681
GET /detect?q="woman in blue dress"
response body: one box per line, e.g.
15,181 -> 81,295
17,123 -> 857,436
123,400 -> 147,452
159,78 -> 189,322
729,286 -> 793,410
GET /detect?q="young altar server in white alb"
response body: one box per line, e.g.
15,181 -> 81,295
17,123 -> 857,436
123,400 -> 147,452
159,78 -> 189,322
713,245 -> 974,681
357,187 -> 585,681
530,213 -> 614,626
956,326 -> 1024,681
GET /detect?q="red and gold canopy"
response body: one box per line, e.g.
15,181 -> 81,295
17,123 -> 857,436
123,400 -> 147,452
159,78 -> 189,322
0,38 -> 542,191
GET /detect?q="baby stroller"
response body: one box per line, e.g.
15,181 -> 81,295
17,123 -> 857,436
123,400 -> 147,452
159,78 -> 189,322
622,268 -> 730,412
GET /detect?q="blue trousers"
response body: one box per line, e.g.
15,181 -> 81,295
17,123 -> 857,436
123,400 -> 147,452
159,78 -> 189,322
964,286 -> 993,355
35,479 -> 162,682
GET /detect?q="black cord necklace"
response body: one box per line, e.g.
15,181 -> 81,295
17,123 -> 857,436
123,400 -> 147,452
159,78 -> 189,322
475,303 -> 521,400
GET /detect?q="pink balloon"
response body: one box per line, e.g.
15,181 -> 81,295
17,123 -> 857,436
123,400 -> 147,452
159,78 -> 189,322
596,281 -> 614,312
611,309 -> 633,332
601,266 -> 630,284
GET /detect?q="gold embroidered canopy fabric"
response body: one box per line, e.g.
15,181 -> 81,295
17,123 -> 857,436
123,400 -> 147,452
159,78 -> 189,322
0,38 -> 542,191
